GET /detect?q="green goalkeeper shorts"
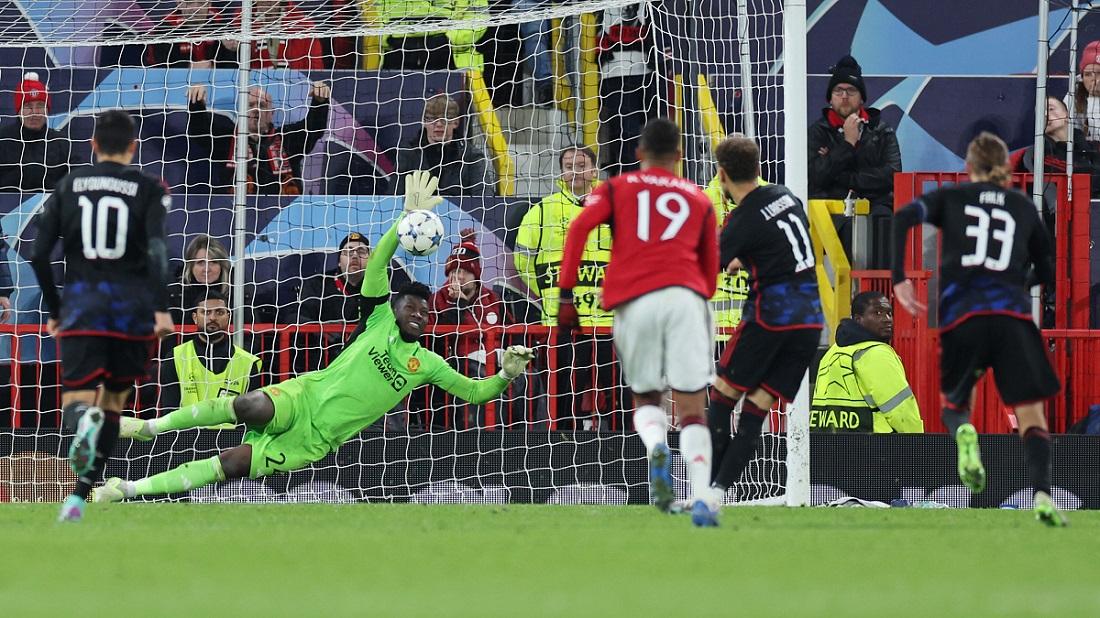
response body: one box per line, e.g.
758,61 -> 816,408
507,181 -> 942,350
244,378 -> 332,479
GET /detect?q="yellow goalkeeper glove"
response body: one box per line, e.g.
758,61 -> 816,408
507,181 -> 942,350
402,170 -> 444,212
499,345 -> 535,381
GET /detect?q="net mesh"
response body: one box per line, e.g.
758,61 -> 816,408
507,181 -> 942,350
0,0 -> 798,505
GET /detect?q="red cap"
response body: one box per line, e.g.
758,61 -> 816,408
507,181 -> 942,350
1081,41 -> 1100,73
14,72 -> 49,113
444,228 -> 482,280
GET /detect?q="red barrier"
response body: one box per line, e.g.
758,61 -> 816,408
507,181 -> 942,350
862,172 -> 1094,433
0,323 -> 634,432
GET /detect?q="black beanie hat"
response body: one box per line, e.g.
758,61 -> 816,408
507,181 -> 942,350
826,55 -> 867,102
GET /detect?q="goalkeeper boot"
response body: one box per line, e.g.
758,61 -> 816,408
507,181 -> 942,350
68,406 -> 104,476
955,423 -> 986,494
119,416 -> 155,442
93,477 -> 128,504
690,500 -> 720,528
57,495 -> 86,523
1034,491 -> 1068,528
649,442 -> 674,513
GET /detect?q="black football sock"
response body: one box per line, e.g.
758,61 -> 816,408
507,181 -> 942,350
712,398 -> 767,490
72,410 -> 120,501
1022,427 -> 1052,496
707,388 -> 737,484
941,405 -> 970,438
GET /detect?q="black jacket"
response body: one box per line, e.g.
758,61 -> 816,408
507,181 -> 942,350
808,107 -> 902,215
167,280 -> 232,326
1012,128 -> 1100,199
0,239 -> 12,298
395,130 -> 493,196
293,268 -> 364,323
0,121 -> 77,192
186,96 -> 328,195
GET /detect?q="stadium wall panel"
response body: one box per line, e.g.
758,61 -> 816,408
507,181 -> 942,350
3,432 -> 1097,508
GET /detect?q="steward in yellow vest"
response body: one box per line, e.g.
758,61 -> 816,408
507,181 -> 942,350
162,295 -> 261,425
515,147 -> 613,327
704,174 -> 753,336
810,292 -> 923,433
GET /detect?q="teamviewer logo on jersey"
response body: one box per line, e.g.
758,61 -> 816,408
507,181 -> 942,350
368,346 -> 408,391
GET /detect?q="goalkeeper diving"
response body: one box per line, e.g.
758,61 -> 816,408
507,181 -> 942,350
96,172 -> 535,502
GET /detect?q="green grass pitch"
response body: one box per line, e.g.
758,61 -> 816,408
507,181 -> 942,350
1,504 -> 1098,617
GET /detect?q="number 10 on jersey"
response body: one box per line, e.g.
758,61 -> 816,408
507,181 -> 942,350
79,195 -> 129,260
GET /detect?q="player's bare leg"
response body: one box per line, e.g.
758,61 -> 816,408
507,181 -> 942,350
675,388 -> 718,527
100,392 -> 276,502
120,390 -> 274,441
941,389 -> 985,494
1015,402 -> 1067,527
632,390 -> 673,512
707,379 -> 772,508
59,387 -> 126,522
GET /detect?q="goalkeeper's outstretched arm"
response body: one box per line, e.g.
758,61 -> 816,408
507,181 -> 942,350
430,346 -> 536,405
362,171 -> 444,300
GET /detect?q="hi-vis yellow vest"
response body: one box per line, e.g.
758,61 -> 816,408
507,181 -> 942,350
173,340 -> 260,427
705,174 -> 751,336
810,339 -> 923,433
515,180 -> 613,327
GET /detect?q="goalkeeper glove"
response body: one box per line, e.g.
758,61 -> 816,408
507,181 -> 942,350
402,170 -> 444,212
499,345 -> 536,381
556,289 -> 580,334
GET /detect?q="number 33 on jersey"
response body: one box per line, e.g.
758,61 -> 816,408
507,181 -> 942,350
558,167 -> 719,310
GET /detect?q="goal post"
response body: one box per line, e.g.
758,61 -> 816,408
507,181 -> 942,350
0,0 -> 810,506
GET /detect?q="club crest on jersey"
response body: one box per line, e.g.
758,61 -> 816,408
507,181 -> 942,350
407,357 -> 420,373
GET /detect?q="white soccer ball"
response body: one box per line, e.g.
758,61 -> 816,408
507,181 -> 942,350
397,209 -> 445,256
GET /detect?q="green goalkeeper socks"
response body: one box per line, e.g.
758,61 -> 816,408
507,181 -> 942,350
152,397 -> 237,434
133,456 -> 227,497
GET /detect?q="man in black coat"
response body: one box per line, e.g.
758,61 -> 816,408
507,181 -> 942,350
0,72 -> 80,192
185,81 -> 330,195
808,55 -> 902,267
395,94 -> 493,196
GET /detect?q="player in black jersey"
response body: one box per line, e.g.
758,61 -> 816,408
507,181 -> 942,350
892,132 -> 1066,526
703,136 -> 824,509
30,110 -> 175,522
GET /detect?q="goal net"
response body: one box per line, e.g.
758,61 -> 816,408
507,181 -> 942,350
0,0 -> 807,506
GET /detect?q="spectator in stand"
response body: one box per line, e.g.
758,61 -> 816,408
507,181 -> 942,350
158,291 -> 261,413
290,232 -> 370,324
248,0 -> 325,70
424,230 -> 513,428
810,291 -> 923,434
514,146 -> 622,429
1067,39 -> 1100,142
168,235 -> 231,326
597,3 -> 657,176
0,72 -> 79,193
395,94 -> 493,196
185,81 -> 330,195
1011,96 -> 1100,199
809,54 -> 902,268
515,0 -> 555,106
0,239 -> 12,323
144,0 -> 238,68
368,0 -> 488,70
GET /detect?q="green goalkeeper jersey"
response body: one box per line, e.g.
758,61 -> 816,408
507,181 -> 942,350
292,218 -> 509,448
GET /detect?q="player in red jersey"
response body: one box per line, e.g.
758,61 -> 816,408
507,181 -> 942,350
558,119 -> 721,526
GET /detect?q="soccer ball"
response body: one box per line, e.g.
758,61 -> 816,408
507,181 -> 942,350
397,209 -> 445,256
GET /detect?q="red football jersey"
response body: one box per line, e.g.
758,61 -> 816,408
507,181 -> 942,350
559,167 -> 718,310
